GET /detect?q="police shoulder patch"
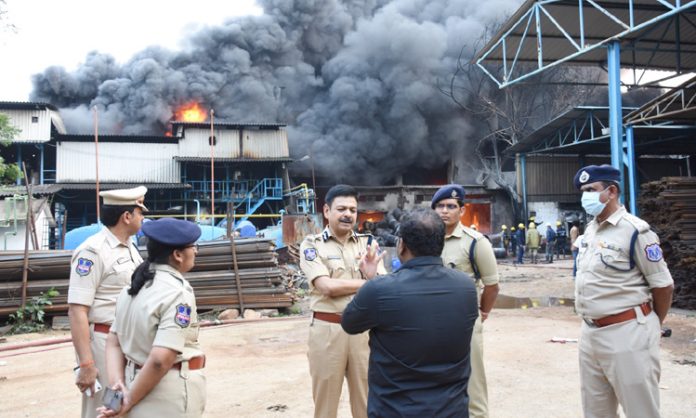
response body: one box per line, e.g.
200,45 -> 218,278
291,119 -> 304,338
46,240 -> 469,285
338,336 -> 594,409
175,303 -> 192,328
304,248 -> 317,261
76,258 -> 94,276
644,243 -> 663,262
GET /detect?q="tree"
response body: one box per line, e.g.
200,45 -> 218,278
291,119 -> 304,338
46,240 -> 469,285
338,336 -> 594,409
441,41 -> 603,221
0,113 -> 22,184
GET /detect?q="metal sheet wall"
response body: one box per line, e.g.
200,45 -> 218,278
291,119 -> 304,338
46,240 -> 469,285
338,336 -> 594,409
1,109 -> 52,142
524,155 -> 580,196
242,129 -> 289,158
178,128 -> 240,158
57,142 -> 180,182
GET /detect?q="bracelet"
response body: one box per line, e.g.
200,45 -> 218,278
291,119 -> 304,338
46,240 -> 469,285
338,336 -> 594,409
79,359 -> 95,368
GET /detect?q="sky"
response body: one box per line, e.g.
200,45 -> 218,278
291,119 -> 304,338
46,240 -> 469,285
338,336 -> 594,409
0,0 -> 263,101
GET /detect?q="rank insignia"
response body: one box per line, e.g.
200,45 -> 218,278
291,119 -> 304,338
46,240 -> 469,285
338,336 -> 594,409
76,258 -> 94,276
175,303 -> 192,328
304,248 -> 317,261
644,243 -> 663,262
579,170 -> 590,183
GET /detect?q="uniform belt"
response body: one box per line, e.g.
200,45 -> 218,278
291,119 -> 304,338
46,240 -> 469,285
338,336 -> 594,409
93,323 -> 111,334
134,355 -> 206,371
586,303 -> 652,328
313,311 -> 342,324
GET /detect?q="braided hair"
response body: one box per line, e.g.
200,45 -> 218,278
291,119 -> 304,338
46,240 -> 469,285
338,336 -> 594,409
128,239 -> 179,296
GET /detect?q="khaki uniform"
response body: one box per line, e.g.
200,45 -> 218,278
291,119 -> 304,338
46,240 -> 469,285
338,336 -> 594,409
67,228 -> 142,418
576,207 -> 673,418
441,223 -> 499,418
111,263 -> 206,418
300,227 -> 386,418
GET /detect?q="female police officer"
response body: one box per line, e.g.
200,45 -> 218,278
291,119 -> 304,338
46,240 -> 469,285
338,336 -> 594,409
97,218 -> 205,418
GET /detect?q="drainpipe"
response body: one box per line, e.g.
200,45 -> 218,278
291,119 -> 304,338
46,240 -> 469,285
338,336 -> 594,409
3,196 -> 24,250
193,199 -> 201,223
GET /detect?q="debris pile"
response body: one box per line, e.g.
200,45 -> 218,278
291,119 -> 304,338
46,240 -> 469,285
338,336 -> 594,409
0,238 -> 293,317
640,177 -> 696,309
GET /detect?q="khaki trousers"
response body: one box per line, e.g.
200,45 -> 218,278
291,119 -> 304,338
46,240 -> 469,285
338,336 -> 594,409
579,310 -> 661,418
125,361 -> 206,418
469,315 -> 489,418
80,328 -> 107,418
308,319 -> 369,418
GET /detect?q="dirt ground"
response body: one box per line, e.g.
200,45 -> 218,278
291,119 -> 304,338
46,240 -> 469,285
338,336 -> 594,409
1,259 -> 695,417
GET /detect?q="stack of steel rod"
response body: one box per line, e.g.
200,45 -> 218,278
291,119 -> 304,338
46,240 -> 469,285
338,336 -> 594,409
640,176 -> 696,310
0,238 -> 293,317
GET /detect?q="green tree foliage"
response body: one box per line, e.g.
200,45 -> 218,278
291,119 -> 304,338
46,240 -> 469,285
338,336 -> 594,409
0,113 -> 21,184
7,288 -> 60,334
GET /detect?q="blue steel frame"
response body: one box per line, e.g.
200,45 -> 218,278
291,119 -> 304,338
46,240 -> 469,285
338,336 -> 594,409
519,107 -> 617,154
476,1 -> 696,89
478,1 -> 696,215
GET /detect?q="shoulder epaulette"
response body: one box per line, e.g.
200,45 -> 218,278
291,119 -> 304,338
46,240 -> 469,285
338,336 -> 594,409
622,213 -> 650,234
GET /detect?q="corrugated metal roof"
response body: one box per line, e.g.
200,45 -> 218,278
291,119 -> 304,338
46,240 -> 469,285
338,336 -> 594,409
510,105 -> 696,155
0,101 -> 59,111
57,134 -> 179,143
507,106 -> 635,154
174,157 -> 292,163
0,184 -> 63,197
56,183 -> 191,190
476,1 -> 696,83
171,121 -> 286,129
625,74 -> 696,123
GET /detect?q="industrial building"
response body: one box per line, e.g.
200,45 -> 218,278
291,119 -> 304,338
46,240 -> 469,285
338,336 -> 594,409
0,101 -> 292,249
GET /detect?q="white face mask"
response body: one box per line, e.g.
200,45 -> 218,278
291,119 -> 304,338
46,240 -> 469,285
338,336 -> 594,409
581,190 -> 607,216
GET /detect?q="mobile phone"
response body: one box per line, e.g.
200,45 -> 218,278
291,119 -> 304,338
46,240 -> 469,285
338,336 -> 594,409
73,366 -> 102,397
102,387 -> 123,412
367,235 -> 373,248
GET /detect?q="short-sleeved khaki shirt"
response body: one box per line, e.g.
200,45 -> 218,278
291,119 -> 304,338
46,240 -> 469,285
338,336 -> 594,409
67,228 -> 143,324
300,227 -> 387,313
441,223 -> 499,289
575,207 -> 673,319
110,263 -> 203,366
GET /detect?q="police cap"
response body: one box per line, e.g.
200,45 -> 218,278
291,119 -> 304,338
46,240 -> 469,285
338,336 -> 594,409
100,186 -> 148,211
142,218 -> 201,247
431,184 -> 465,209
574,165 -> 620,190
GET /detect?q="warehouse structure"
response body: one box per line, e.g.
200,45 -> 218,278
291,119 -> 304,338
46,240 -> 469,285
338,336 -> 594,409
0,102 -> 292,249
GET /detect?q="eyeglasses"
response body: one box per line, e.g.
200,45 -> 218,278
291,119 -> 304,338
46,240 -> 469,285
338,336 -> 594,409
435,203 -> 460,211
184,243 -> 199,251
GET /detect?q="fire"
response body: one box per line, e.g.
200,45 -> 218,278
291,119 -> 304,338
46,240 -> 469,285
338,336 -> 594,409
175,102 -> 207,122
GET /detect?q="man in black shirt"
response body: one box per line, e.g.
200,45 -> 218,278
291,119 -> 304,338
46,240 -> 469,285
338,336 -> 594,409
342,208 -> 479,417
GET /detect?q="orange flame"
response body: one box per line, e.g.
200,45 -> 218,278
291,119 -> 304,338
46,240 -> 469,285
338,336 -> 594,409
175,102 -> 207,122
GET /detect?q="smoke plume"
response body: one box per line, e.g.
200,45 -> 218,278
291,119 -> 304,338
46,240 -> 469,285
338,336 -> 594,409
31,0 -> 522,184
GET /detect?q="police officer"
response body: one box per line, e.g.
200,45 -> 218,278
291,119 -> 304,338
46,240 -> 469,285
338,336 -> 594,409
574,165 -> 673,418
68,186 -> 147,418
300,184 -> 386,418
98,218 -> 205,418
432,184 -> 500,418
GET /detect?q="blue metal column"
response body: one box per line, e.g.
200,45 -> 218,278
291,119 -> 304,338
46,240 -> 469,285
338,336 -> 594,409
520,153 -> 528,221
40,144 -> 45,184
607,41 -> 625,196
624,125 -> 639,215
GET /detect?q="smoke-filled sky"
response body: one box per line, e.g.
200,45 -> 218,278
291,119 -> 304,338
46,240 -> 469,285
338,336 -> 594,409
6,0 -> 526,184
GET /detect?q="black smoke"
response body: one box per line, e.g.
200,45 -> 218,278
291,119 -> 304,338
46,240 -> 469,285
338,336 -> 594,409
31,0 -> 522,184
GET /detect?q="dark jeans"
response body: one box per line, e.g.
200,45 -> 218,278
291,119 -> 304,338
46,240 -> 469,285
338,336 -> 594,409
517,244 -> 525,264
572,249 -> 579,277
